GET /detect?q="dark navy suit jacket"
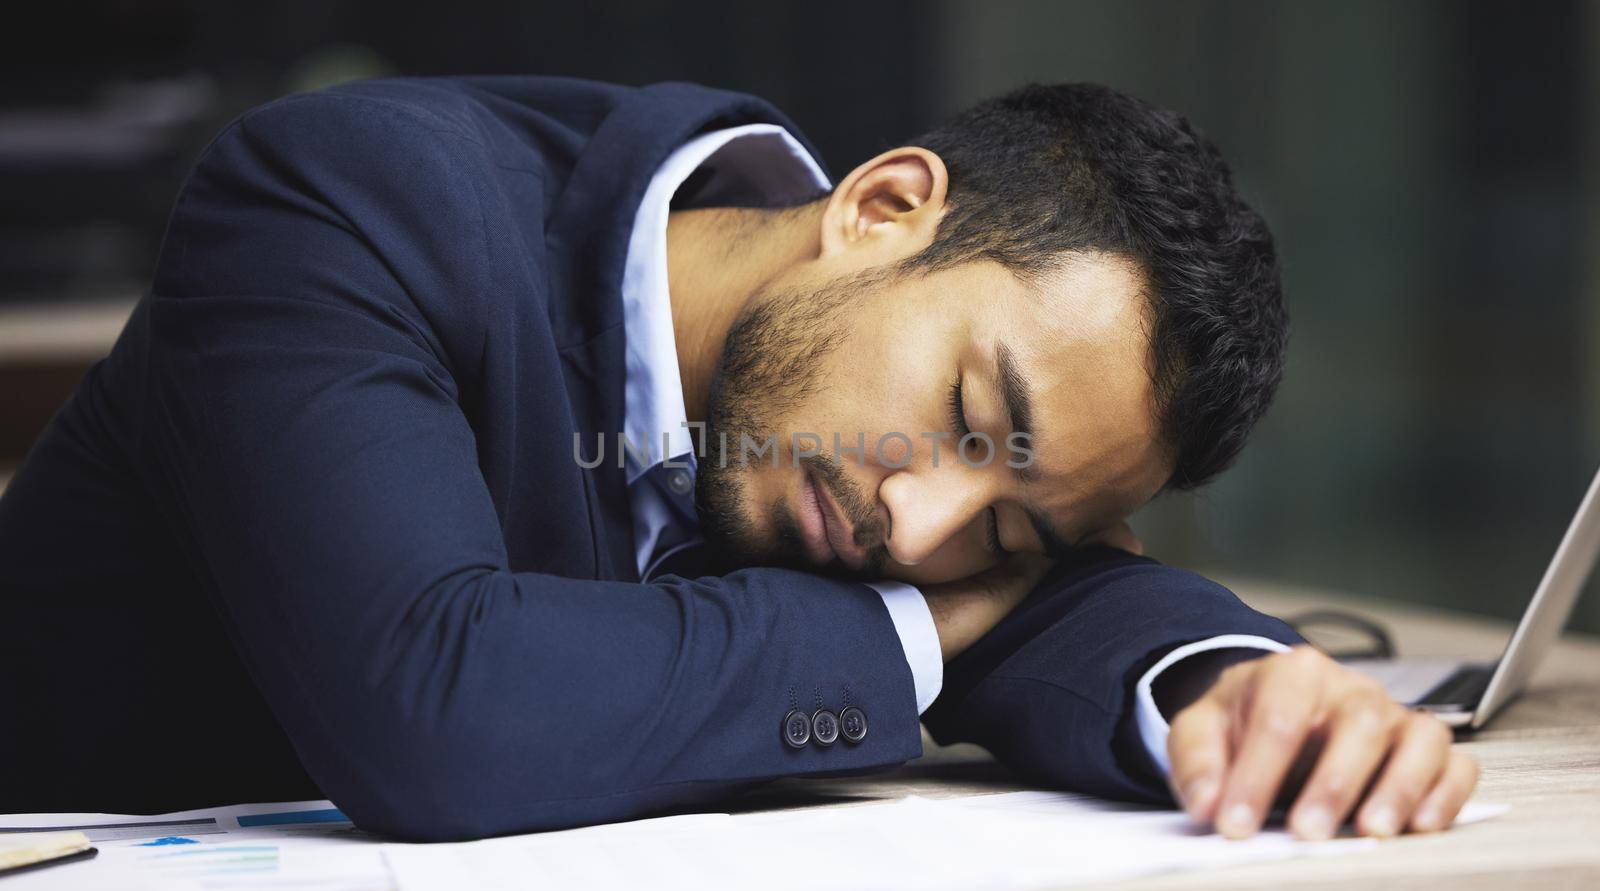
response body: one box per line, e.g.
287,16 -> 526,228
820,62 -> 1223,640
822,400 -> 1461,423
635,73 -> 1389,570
0,76 -> 1299,841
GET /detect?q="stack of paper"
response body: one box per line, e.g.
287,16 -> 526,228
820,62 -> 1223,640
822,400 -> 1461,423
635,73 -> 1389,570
0,792 -> 1507,890
0,800 -> 386,890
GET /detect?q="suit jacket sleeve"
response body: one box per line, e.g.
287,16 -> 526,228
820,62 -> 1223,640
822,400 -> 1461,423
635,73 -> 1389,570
922,547 -> 1305,803
142,92 -> 921,841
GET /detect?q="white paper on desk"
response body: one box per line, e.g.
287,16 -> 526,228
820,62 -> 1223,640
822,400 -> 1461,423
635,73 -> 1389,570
382,791 -> 1508,891
0,792 -> 1506,891
0,799 -> 390,891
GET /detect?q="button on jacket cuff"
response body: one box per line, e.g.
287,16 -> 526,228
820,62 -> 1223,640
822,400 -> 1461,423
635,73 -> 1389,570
1134,634 -> 1293,775
867,581 -> 943,714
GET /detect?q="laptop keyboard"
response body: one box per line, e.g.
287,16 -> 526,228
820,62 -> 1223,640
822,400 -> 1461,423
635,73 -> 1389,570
1415,663 -> 1495,708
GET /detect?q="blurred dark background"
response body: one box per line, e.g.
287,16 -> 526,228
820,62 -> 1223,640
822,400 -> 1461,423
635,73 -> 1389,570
2,0 -> 1597,633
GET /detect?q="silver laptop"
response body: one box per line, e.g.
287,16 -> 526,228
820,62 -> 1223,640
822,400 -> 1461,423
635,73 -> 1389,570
1343,463 -> 1600,729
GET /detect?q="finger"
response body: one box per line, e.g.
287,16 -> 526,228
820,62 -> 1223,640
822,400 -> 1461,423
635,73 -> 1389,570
1407,750 -> 1481,833
1216,647 -> 1327,838
1168,697 -> 1232,824
1286,688 -> 1405,840
1353,711 -> 1453,837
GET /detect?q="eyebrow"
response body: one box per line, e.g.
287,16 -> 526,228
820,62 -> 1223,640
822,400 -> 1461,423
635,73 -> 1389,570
994,343 -> 1040,485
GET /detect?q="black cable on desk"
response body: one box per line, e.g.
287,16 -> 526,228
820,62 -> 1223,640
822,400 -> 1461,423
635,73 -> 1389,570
1284,609 -> 1396,660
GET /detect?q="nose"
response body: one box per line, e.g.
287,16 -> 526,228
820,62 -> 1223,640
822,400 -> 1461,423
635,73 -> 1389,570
877,463 -> 993,566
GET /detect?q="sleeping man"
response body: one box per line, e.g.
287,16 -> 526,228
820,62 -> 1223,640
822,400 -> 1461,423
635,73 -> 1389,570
0,76 -> 1477,841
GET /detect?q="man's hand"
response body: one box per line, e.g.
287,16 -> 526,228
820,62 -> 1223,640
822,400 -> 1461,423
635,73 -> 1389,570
923,552 -> 1053,661
921,523 -> 1140,662
1169,645 -> 1480,840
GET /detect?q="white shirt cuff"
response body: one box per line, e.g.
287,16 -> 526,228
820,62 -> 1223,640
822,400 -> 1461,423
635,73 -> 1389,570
867,581 -> 943,714
1134,634 -> 1292,776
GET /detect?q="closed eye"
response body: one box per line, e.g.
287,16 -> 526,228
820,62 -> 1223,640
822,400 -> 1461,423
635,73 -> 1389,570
949,374 -> 1009,557
985,507 -> 1007,556
946,373 -> 972,438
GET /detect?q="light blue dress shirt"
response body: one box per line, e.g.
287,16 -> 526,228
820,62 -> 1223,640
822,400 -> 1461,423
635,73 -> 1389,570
618,124 -> 1276,772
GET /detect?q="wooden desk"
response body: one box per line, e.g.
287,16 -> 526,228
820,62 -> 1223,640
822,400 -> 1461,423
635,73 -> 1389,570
740,576 -> 1600,889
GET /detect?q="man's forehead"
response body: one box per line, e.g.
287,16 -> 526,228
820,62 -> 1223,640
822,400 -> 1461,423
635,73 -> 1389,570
996,253 -> 1169,541
1008,254 -> 1152,363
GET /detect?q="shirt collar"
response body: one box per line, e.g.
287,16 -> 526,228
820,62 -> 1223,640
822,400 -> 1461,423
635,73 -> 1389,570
619,123 -> 831,483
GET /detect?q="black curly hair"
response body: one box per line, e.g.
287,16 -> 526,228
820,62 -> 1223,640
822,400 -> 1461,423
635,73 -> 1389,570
899,83 -> 1287,492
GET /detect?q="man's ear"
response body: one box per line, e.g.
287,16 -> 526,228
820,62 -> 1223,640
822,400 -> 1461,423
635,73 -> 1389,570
819,146 -> 948,259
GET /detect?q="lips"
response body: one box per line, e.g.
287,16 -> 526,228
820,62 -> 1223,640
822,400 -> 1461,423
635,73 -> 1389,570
795,469 -> 836,565
806,468 -> 869,570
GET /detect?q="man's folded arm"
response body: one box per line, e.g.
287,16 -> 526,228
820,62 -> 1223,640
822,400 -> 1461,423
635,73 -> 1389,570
922,548 -> 1304,802
143,95 -> 922,842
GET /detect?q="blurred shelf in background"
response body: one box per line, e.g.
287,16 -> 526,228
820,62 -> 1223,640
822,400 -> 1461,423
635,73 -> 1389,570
0,297 -> 136,364
0,297 -> 136,485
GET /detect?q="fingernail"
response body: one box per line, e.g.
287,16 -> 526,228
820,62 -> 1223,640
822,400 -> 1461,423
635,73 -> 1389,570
1295,804 -> 1334,840
1365,804 -> 1399,837
1413,804 -> 1444,831
1218,802 -> 1257,838
1183,778 -> 1217,814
